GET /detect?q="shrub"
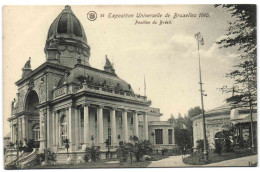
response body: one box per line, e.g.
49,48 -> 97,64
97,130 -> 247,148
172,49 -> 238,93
116,143 -> 132,162
116,140 -> 153,162
5,162 -> 19,169
36,149 -> 56,165
83,153 -> 90,162
9,142 -> 15,149
214,141 -> 223,155
84,146 -> 100,162
196,139 -> 209,153
162,148 -> 168,155
23,139 -> 34,152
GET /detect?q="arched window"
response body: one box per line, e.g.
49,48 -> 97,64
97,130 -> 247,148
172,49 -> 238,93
32,124 -> 40,141
60,115 -> 67,146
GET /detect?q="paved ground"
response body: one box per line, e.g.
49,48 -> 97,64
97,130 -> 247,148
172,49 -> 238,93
204,155 -> 258,167
148,155 -> 191,167
148,155 -> 258,167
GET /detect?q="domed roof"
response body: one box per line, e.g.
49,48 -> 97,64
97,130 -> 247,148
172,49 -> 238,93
47,5 -> 87,44
57,65 -> 134,94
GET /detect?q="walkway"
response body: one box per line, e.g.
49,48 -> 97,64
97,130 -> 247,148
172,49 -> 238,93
204,155 -> 258,167
148,155 -> 191,167
148,155 -> 258,167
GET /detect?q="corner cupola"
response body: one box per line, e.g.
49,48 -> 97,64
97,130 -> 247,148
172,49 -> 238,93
22,57 -> 32,78
104,55 -> 115,74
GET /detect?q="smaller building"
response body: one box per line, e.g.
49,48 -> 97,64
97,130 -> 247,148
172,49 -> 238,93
192,101 -> 257,150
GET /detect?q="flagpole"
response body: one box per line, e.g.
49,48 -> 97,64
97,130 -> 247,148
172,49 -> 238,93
195,32 -> 208,162
144,75 -> 146,97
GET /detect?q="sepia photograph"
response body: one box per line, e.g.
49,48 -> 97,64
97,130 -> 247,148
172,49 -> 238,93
2,4 -> 257,169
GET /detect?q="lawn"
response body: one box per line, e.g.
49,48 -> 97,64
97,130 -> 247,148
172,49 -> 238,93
26,159 -> 151,169
20,150 -> 179,169
183,148 -> 256,165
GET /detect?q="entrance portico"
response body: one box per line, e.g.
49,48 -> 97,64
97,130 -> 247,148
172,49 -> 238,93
49,103 -> 149,151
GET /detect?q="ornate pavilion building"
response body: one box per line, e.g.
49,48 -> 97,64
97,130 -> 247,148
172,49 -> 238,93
7,6 -> 175,163
192,100 -> 257,150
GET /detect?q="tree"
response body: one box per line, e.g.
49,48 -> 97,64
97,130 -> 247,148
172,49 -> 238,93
187,106 -> 202,118
84,146 -> 100,162
116,140 -> 152,162
174,113 -> 193,149
131,140 -> 152,162
215,5 -> 257,152
168,114 -> 175,124
175,113 -> 185,129
175,128 -> 190,151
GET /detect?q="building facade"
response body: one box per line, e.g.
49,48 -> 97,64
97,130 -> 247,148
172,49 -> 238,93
192,101 -> 257,150
7,5 -> 175,162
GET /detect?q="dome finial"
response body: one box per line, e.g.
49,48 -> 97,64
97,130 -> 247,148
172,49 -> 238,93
65,5 -> 71,10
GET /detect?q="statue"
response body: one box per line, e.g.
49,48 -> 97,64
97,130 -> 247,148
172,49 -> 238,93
24,57 -> 31,69
11,98 -> 16,109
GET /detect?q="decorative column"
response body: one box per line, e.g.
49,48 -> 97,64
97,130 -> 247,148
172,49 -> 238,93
21,116 -> 28,142
39,111 -> 44,151
52,111 -> 56,147
74,108 -> 79,149
133,111 -> 139,138
110,108 -> 117,146
83,104 -> 90,149
122,110 -> 128,142
68,106 -> 76,151
97,106 -> 104,146
56,111 -> 59,148
78,107 -> 82,144
143,113 -> 149,140
47,107 -> 52,148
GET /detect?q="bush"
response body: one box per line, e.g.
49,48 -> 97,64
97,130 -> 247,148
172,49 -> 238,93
196,139 -> 209,153
132,140 -> 152,161
162,148 -> 168,155
23,139 -> 34,152
83,153 -> 90,162
9,142 -> 15,149
116,139 -> 153,162
84,146 -> 100,162
5,162 -> 19,169
36,149 -> 56,165
116,143 -> 132,162
214,141 -> 223,155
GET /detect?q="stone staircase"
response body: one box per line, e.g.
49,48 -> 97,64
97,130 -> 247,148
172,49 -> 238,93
18,148 -> 38,168
4,149 -> 38,168
4,149 -> 24,167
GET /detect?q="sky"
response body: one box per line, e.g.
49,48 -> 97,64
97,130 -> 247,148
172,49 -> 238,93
3,5 -> 239,135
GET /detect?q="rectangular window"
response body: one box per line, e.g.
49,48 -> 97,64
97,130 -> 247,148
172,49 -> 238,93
108,114 -> 110,123
130,117 -> 133,125
168,129 -> 173,144
108,128 -> 111,145
119,115 -> 122,124
155,129 -> 163,144
80,108 -> 84,127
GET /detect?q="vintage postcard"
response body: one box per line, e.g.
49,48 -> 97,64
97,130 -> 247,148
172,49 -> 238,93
3,5 -> 257,169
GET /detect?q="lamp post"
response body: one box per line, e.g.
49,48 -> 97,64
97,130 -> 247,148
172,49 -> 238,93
194,32 -> 208,162
41,73 -> 48,164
